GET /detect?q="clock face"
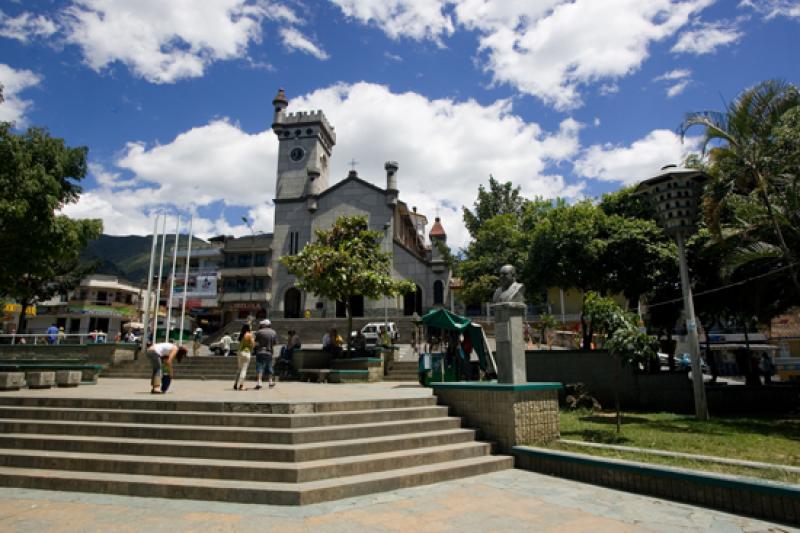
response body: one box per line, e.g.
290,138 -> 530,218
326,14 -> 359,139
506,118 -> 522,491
290,147 -> 305,162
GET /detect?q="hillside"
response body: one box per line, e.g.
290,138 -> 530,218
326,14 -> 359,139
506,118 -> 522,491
80,235 -> 207,284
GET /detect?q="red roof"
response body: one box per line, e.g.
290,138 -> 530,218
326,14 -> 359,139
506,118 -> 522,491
429,217 -> 446,238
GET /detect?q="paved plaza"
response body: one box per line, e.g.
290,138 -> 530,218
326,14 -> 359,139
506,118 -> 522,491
0,379 -> 794,531
0,468 -> 789,532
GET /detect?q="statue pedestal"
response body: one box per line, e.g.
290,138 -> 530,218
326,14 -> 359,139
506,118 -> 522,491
494,302 -> 527,384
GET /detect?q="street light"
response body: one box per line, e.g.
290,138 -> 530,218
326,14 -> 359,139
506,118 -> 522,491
636,165 -> 709,420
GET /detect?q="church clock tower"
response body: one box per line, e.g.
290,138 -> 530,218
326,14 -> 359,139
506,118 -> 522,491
271,89 -> 336,200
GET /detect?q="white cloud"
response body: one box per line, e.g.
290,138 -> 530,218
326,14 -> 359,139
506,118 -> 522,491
330,0 -> 712,110
0,63 -> 42,125
655,68 -> 692,81
740,0 -> 800,19
574,129 -> 701,185
330,0 -> 454,43
279,27 -> 329,60
0,10 -> 57,42
672,20 -> 742,54
599,83 -> 620,96
60,0 -> 294,84
68,83 -> 584,250
666,79 -> 690,97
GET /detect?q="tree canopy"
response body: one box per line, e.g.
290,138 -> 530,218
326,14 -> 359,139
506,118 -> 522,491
0,123 -> 102,329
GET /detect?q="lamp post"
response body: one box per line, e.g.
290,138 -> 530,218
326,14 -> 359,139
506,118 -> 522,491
636,165 -> 709,420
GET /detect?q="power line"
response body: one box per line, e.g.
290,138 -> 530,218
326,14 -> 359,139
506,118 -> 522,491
645,261 -> 800,309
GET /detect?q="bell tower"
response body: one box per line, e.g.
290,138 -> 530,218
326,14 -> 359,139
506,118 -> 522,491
271,88 -> 336,200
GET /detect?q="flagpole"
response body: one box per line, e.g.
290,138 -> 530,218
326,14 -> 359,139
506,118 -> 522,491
165,215 -> 180,343
153,211 -> 168,342
179,215 -> 194,347
141,212 -> 160,351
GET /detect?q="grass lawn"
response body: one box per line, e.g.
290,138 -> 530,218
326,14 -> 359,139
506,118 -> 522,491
547,410 -> 800,484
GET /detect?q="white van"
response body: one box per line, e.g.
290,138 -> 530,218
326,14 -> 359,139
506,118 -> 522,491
358,322 -> 399,344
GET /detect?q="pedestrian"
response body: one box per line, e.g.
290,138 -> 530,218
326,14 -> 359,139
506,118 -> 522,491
759,351 -> 775,385
57,327 -> 66,344
379,326 -> 391,347
145,342 -> 187,394
47,324 -> 59,345
234,324 -> 254,391
277,330 -> 300,378
192,327 -> 203,357
254,319 -> 277,389
322,328 -> 343,357
221,332 -> 232,357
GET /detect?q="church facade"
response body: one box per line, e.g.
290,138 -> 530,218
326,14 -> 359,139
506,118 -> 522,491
269,89 -> 451,319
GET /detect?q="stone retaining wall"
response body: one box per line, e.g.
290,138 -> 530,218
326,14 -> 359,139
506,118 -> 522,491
514,446 -> 800,526
431,383 -> 561,452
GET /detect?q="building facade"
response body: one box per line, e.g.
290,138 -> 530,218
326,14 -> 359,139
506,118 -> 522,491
268,89 -> 451,319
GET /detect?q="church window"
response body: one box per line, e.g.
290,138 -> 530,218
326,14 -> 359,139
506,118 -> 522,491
294,129 -> 301,136
306,128 -> 313,135
283,131 -> 290,137
289,231 -> 300,255
433,280 -> 444,305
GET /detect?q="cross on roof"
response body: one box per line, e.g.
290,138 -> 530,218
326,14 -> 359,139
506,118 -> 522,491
348,158 -> 358,171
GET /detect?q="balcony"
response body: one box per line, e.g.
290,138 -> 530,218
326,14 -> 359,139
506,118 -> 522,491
218,265 -> 272,277
220,292 -> 272,303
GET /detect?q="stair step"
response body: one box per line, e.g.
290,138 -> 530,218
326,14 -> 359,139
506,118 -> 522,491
0,455 -> 512,505
0,441 -> 490,482
0,428 -> 478,462
0,395 -> 437,414
0,405 -> 449,428
0,416 -> 463,444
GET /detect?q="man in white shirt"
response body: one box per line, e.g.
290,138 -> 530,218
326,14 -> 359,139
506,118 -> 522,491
145,342 -> 186,394
221,333 -> 232,357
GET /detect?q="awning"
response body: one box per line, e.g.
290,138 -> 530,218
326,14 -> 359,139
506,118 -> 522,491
421,308 -> 491,371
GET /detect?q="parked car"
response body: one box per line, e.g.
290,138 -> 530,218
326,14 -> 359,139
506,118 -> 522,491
356,322 -> 399,345
210,332 -> 240,355
660,352 -> 709,373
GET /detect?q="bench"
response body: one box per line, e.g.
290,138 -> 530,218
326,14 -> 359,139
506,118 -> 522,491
330,357 -> 383,382
328,369 -> 370,383
0,363 -> 103,384
297,369 -> 331,383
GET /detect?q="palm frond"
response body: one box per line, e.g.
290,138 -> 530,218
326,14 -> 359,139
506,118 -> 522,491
722,241 -> 783,277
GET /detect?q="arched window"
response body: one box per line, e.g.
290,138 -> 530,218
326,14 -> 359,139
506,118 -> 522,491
433,280 -> 444,305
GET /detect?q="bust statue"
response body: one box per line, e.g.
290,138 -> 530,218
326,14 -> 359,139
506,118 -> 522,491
492,265 -> 525,304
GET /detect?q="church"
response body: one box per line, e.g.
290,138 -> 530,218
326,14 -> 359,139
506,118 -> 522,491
268,89 -> 451,319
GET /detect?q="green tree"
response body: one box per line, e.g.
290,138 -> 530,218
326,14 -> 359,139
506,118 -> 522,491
0,124 -> 102,331
585,291 -> 658,432
462,175 -> 527,239
681,79 -> 800,298
281,215 -> 414,349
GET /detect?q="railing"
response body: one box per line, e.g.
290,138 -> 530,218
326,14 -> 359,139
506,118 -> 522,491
0,333 -> 132,346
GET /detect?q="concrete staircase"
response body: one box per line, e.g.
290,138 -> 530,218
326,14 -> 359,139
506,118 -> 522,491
102,355 -> 257,381
385,360 -> 421,382
0,395 -> 511,505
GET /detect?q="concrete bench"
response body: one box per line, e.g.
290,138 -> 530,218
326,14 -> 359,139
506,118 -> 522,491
291,349 -> 331,373
0,372 -> 25,391
55,370 -> 82,387
26,371 -> 55,389
328,369 -> 370,384
331,358 -> 383,382
297,369 -> 330,383
0,363 -> 103,384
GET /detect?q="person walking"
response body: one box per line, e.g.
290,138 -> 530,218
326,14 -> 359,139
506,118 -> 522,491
192,327 -> 203,357
221,332 -> 232,357
46,324 -> 58,345
254,319 -> 277,389
234,324 -> 254,390
145,342 -> 187,394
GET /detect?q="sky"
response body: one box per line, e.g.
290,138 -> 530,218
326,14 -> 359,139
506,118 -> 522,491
1,0 -> 798,252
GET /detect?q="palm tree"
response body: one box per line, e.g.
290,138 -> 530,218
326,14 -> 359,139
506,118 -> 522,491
681,79 -> 800,298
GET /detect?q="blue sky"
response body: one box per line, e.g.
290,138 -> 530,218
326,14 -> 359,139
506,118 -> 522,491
1,0 -> 798,250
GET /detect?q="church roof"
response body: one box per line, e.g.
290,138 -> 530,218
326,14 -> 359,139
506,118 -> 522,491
429,217 -> 446,238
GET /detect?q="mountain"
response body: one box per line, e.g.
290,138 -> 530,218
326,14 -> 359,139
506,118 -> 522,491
80,235 -> 207,284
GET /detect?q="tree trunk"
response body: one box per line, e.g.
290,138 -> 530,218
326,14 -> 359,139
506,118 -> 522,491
16,299 -> 31,337
346,301 -> 353,356
615,363 -> 622,434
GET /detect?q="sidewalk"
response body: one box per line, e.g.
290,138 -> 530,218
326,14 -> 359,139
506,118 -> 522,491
0,469 -> 784,532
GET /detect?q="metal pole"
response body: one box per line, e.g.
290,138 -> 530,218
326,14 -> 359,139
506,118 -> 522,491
179,215 -> 193,347
142,213 -> 160,350
165,215 -> 180,343
153,212 -> 168,342
676,232 -> 709,420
